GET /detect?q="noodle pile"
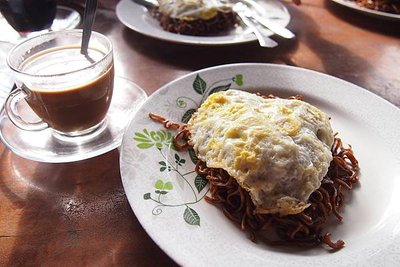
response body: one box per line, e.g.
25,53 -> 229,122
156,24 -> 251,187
196,134 -> 358,249
149,97 -> 359,250
152,10 -> 238,36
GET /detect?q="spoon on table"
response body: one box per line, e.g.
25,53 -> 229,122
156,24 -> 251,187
81,0 -> 98,62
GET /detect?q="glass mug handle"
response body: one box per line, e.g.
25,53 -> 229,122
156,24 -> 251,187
4,88 -> 49,131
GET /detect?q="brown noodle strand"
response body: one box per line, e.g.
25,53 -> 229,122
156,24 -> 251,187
149,112 -> 181,130
173,128 -> 191,150
149,95 -> 359,250
322,233 -> 345,250
148,113 -> 191,149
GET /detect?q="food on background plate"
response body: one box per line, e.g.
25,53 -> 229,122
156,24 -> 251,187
151,0 -> 303,36
150,89 -> 359,250
153,0 -> 238,35
352,0 -> 400,14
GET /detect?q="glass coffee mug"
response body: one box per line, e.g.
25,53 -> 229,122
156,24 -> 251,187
5,30 -> 114,140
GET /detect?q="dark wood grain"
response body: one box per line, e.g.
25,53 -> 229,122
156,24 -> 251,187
1,0 -> 399,266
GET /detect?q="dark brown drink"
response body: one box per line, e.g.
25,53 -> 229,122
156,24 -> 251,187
0,0 -> 57,32
20,46 -> 114,134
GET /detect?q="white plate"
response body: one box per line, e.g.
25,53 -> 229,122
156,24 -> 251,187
120,63 -> 400,266
330,0 -> 400,21
116,0 -> 290,45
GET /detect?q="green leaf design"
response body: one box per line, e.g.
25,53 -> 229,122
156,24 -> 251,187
193,74 -> 206,95
234,74 -> 243,86
181,108 -> 196,123
183,207 -> 200,226
133,137 -> 152,143
188,148 -> 199,164
143,193 -> 151,200
135,129 -> 175,150
164,182 -> 173,190
194,175 -> 208,193
156,131 -> 166,142
137,143 -> 154,149
174,153 -> 186,166
134,132 -> 149,139
177,99 -> 186,108
159,191 -> 168,195
208,83 -> 231,96
155,180 -> 164,190
159,161 -> 168,172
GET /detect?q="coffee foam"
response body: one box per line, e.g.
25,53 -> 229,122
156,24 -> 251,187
20,46 -> 111,92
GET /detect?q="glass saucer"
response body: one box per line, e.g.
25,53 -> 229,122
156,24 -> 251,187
50,5 -> 82,32
0,76 -> 147,163
0,42 -> 14,108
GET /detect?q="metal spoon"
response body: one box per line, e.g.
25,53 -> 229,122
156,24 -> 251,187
81,0 -> 98,62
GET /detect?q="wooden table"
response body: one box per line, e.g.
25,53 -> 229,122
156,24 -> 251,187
1,1 -> 399,266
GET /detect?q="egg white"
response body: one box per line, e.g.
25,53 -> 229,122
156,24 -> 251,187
187,89 -> 334,215
158,0 -> 233,20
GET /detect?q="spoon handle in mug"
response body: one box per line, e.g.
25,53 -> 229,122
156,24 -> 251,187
81,0 -> 98,57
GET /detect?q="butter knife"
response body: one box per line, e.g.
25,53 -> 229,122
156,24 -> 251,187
239,0 -> 295,39
233,3 -> 278,48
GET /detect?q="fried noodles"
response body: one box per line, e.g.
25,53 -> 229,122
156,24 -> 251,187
148,96 -> 359,250
152,10 -> 238,36
196,134 -> 358,250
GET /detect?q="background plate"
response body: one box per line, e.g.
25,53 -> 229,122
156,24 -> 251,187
116,0 -> 291,45
330,0 -> 400,21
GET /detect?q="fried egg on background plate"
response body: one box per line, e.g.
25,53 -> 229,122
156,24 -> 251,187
187,89 -> 334,215
158,0 -> 233,20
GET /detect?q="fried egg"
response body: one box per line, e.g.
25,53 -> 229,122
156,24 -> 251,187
187,90 -> 334,215
158,0 -> 233,20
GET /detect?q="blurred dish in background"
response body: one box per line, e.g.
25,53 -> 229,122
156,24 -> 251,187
352,0 -> 400,14
116,0 -> 291,45
0,1 -> 81,44
330,0 -> 400,20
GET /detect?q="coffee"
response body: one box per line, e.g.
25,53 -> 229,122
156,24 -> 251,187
19,46 -> 114,133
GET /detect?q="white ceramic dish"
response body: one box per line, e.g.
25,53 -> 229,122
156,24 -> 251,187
116,0 -> 291,45
330,0 -> 400,21
120,63 -> 400,266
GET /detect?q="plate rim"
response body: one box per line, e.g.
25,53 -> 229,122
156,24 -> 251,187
120,63 -> 400,266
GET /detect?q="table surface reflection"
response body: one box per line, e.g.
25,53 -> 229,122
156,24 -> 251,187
1,0 -> 399,266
